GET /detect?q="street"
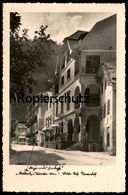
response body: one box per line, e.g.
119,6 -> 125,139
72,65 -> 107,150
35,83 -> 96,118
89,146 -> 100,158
10,144 -> 116,165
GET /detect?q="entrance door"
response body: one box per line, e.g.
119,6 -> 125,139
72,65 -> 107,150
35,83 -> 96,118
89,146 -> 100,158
86,115 -> 100,151
74,116 -> 80,141
67,119 -> 73,141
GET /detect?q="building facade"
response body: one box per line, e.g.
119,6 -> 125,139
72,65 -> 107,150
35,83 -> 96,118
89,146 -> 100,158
26,14 -> 116,155
52,30 -> 88,149
79,14 -> 116,154
15,122 -> 28,144
26,97 -> 46,145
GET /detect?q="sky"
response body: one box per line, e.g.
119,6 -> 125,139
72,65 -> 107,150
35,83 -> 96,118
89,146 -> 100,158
19,12 -> 114,44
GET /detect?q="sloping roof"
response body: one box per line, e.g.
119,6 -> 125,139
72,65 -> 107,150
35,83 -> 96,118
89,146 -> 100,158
80,14 -> 116,50
63,30 -> 88,42
94,14 -> 116,30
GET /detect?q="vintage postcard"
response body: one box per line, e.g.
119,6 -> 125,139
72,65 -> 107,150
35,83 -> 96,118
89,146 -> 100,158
3,3 -> 126,192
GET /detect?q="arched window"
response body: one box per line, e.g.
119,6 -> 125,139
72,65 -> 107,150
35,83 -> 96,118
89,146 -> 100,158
66,90 -> 71,111
74,55 -> 79,76
74,86 -> 80,109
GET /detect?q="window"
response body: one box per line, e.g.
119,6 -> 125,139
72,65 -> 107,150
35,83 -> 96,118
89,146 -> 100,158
74,55 -> 79,76
86,55 -> 100,74
105,79 -> 106,90
107,132 -> 110,147
85,85 -> 100,106
57,127 -> 60,135
60,101 -> 64,113
46,118 -> 48,126
107,99 -> 110,115
67,69 -> 71,80
49,116 -> 51,125
74,86 -> 80,109
61,76 -> 64,85
56,101 -> 58,116
55,83 -> 59,94
66,91 -> 71,111
103,103 -> 106,118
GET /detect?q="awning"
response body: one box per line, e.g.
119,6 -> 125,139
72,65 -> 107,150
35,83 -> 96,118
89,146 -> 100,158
49,124 -> 60,128
41,127 -> 51,131
42,127 -> 47,131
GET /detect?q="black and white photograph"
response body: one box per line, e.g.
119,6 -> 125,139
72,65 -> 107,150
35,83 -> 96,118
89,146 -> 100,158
3,3 -> 125,192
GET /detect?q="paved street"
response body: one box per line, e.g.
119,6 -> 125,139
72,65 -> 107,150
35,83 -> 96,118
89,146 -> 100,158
10,144 -> 116,165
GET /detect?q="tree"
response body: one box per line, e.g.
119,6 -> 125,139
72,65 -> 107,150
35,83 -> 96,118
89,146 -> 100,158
32,25 -> 58,84
10,12 -> 38,101
11,119 -> 18,138
10,13 -> 59,101
10,12 -> 21,34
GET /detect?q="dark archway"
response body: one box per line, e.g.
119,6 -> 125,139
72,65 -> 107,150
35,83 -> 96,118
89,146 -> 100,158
74,116 -> 80,141
86,115 -> 100,143
67,119 -> 73,141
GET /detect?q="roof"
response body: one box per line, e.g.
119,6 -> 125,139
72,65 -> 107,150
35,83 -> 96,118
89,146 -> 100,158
94,14 -> 116,29
80,14 -> 116,50
63,30 -> 88,42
